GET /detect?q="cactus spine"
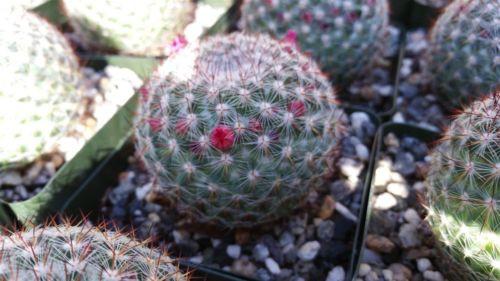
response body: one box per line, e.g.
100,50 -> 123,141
240,0 -> 389,85
62,0 -> 196,56
0,223 -> 186,281
136,33 -> 346,227
426,92 -> 500,280
0,8 -> 82,166
424,0 -> 499,109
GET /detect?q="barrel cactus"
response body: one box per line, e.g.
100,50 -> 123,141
426,92 -> 499,281
240,0 -> 389,85
0,223 -> 186,280
136,33 -> 346,228
424,0 -> 499,109
0,8 -> 82,166
62,0 -> 196,56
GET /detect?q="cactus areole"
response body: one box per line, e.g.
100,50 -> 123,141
426,92 -> 500,280
136,33 -> 346,227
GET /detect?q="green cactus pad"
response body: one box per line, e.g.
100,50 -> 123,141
62,0 -> 196,56
0,223 -> 186,280
0,8 -> 82,166
426,92 -> 500,280
136,33 -> 347,228
425,0 -> 499,109
240,0 -> 389,85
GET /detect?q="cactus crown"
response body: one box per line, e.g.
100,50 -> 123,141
240,0 -> 389,85
0,223 -> 186,281
426,91 -> 500,280
62,0 -> 195,56
136,33 -> 346,227
425,0 -> 500,108
0,8 -> 82,166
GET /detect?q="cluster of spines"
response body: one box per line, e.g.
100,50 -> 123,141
61,0 -> 196,56
136,33 -> 346,227
426,91 -> 499,280
240,0 -> 389,85
0,222 -> 186,281
425,0 -> 499,109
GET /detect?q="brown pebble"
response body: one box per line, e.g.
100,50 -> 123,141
366,234 -> 396,253
318,195 -> 336,219
389,263 -> 412,281
235,229 -> 250,245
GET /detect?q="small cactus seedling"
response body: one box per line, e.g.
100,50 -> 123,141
240,0 -> 389,85
0,8 -> 82,166
62,0 -> 196,56
424,0 -> 499,109
0,223 -> 186,281
136,33 -> 346,228
426,91 -> 499,280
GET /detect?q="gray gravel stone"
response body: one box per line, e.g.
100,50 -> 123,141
297,241 -> 321,261
325,266 -> 345,281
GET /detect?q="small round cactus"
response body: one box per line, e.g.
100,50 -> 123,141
424,0 -> 499,109
136,33 -> 346,227
62,0 -> 196,56
0,8 -> 82,166
426,91 -> 499,280
0,223 -> 186,281
240,0 -> 389,85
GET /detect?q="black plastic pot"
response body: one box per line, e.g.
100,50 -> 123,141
389,0 -> 444,30
352,122 -> 440,278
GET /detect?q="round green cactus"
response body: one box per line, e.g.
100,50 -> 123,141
62,0 -> 196,56
426,92 -> 499,281
0,223 -> 186,281
425,0 -> 499,109
0,8 -> 82,166
136,33 -> 346,228
240,0 -> 389,85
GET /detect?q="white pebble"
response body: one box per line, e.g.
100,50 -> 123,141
298,241 -> 321,261
423,270 -> 444,281
358,263 -> 371,277
387,182 -> 409,198
417,258 -> 432,272
326,266 -> 345,281
265,258 -> 281,275
382,269 -> 394,281
226,244 -> 241,259
374,193 -> 398,210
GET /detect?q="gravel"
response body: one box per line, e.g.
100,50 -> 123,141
360,132 -> 445,281
94,112 -> 377,280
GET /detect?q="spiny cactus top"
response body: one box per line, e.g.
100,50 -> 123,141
425,0 -> 499,109
136,33 -> 346,227
240,0 -> 389,85
62,0 -> 196,56
0,224 -> 186,281
426,92 -> 499,280
0,8 -> 82,166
